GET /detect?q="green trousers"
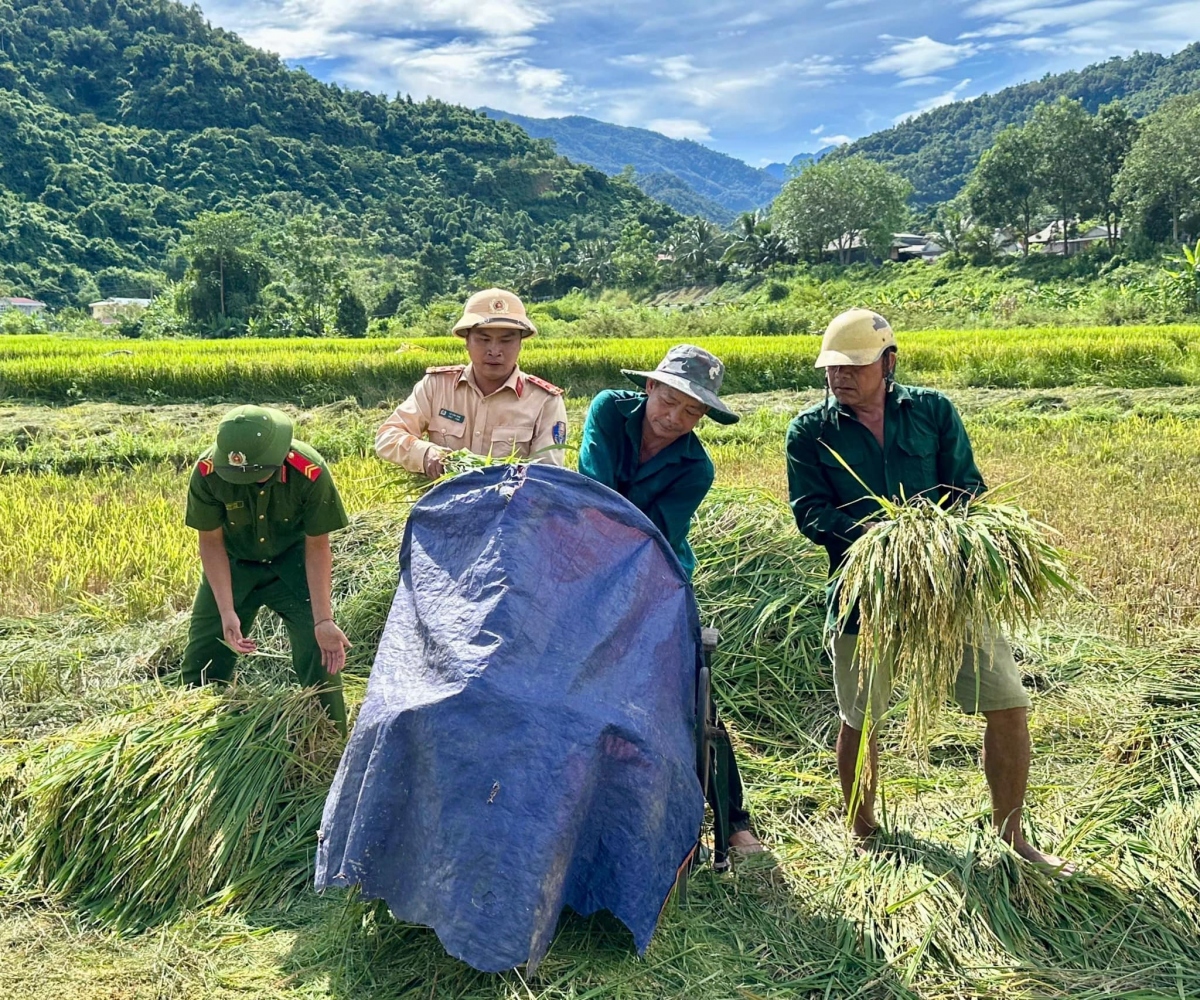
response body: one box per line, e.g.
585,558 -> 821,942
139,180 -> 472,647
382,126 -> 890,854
181,557 -> 347,733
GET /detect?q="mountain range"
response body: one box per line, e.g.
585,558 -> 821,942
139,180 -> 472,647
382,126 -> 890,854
487,44 -> 1200,215
479,109 -> 782,225
830,43 -> 1200,205
0,0 -> 672,306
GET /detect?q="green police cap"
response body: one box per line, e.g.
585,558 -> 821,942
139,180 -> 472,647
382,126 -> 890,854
213,405 -> 294,484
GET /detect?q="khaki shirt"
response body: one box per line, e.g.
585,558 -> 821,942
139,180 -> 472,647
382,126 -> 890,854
376,364 -> 568,473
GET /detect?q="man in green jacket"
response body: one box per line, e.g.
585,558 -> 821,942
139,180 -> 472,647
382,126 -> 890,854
183,405 -> 351,734
578,344 -> 764,856
786,309 -> 1068,871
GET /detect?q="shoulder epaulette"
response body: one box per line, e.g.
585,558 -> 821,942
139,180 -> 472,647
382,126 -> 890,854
197,457 -> 214,477
524,374 -> 563,396
426,364 -> 466,375
285,450 -> 323,481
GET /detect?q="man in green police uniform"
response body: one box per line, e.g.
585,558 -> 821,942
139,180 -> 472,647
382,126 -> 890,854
787,309 -> 1069,871
183,405 -> 352,734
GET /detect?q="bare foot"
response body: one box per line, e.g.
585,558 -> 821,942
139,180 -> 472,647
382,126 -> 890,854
852,815 -> 879,841
729,830 -> 765,854
1011,838 -> 1076,876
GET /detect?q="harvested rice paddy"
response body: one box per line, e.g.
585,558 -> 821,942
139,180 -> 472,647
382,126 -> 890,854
1,337 -> 1199,999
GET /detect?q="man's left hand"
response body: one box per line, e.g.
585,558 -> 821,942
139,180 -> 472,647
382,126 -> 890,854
315,619 -> 352,674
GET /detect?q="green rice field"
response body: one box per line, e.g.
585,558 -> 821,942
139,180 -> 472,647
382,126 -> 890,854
1,332 -> 1199,999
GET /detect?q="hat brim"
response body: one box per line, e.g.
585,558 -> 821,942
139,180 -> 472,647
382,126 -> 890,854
814,347 -> 887,368
621,369 -> 740,425
452,313 -> 537,337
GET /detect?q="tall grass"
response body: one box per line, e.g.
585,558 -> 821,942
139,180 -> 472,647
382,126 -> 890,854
4,327 -> 1200,404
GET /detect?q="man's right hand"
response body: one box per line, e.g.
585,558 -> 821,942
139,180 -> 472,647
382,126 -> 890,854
423,449 -> 446,480
221,613 -> 257,654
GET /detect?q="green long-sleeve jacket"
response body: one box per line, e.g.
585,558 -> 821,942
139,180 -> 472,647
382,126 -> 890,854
578,389 -> 714,578
786,384 -> 986,619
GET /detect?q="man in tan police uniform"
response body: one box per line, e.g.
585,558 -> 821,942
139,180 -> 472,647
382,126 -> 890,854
376,288 -> 569,478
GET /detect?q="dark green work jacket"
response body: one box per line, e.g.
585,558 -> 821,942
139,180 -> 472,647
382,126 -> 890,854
578,389 -> 714,578
786,384 -> 986,611
185,439 -> 349,570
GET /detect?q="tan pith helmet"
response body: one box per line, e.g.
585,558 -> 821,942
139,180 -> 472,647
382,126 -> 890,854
814,309 -> 896,368
452,287 -> 537,337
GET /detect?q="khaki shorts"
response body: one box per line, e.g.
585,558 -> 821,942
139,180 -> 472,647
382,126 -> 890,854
830,628 -> 1031,730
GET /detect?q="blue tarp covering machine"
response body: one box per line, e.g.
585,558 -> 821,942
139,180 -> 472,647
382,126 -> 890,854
315,465 -> 733,972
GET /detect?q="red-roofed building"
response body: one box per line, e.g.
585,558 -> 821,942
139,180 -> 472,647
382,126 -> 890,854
0,297 -> 47,315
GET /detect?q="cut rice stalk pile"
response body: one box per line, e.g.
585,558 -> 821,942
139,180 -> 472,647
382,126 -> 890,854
1,684 -> 340,930
837,487 -> 1079,748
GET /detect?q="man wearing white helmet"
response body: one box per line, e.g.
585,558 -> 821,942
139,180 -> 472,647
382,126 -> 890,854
786,308 -> 1069,872
376,288 -> 569,477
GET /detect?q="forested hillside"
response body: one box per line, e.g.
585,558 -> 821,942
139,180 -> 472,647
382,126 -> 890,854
835,44 -> 1200,204
0,0 -> 675,306
480,109 -> 781,224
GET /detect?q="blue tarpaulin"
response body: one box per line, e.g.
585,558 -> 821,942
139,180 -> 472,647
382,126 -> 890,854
315,464 -> 706,972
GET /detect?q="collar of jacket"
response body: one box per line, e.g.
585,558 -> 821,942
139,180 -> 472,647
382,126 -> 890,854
460,363 -> 525,398
822,381 -> 914,426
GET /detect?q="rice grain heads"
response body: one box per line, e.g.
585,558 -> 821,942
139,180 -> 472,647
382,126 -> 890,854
837,486 -> 1079,748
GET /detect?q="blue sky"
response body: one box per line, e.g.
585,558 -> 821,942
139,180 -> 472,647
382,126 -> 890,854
198,0 -> 1200,166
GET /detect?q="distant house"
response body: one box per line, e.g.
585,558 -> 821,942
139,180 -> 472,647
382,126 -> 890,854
0,296 -> 47,315
890,233 -> 945,264
90,297 -> 152,324
1028,222 -> 1114,255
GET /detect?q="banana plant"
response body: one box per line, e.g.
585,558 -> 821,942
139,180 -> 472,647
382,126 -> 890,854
1165,238 -> 1200,314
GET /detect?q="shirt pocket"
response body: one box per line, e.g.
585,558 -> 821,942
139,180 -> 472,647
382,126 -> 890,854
428,415 -> 467,449
223,501 -> 251,528
816,439 -> 872,503
490,424 -> 533,459
895,429 -> 939,499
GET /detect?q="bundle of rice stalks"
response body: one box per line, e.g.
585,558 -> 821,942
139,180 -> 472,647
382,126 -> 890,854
836,486 -> 1078,748
1,683 -> 340,930
691,487 -> 828,745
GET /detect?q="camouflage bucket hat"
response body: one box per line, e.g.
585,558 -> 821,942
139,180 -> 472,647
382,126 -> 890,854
622,344 -> 739,425
213,405 -> 294,483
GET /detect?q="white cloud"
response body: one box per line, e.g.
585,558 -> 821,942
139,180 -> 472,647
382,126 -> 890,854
811,124 -> 826,134
868,36 -> 979,78
826,0 -> 874,7
962,0 -> 1139,38
202,0 -> 573,117
898,75 -> 942,87
821,134 -> 854,145
653,56 -> 699,81
894,78 -> 975,123
646,118 -> 713,141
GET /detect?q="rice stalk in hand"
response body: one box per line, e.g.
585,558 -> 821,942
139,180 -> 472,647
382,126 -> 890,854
834,463 -> 1079,751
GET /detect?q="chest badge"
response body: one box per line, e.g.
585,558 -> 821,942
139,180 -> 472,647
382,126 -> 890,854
439,408 -> 466,424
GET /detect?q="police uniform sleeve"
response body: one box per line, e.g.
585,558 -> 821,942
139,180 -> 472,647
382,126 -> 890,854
375,376 -> 439,474
300,465 -> 350,536
185,462 -> 225,531
528,391 -> 569,467
577,391 -> 621,488
786,417 -> 863,547
935,395 -> 988,499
